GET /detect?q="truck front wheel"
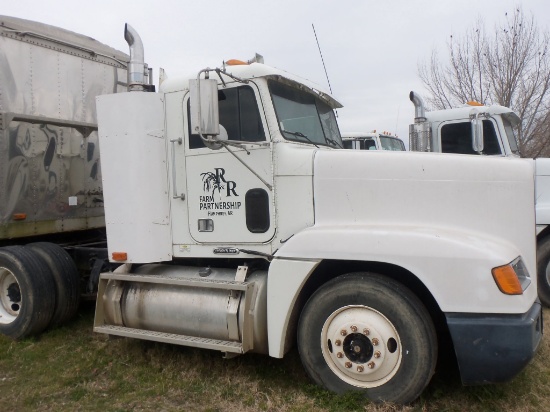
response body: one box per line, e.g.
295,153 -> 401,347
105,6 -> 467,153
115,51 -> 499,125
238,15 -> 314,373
297,272 -> 437,404
536,237 -> 550,307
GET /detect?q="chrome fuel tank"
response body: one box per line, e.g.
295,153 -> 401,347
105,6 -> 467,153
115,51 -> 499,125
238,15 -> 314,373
101,264 -> 268,354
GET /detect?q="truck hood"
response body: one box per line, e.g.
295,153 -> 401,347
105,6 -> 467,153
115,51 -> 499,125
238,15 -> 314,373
312,150 -> 536,270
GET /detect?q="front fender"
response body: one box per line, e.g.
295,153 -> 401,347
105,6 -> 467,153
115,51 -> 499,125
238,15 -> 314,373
274,224 -> 537,315
267,258 -> 320,358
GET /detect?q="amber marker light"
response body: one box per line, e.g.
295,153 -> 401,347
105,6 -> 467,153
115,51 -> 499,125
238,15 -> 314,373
225,59 -> 248,66
112,252 -> 128,261
492,263 -> 523,295
12,213 -> 27,221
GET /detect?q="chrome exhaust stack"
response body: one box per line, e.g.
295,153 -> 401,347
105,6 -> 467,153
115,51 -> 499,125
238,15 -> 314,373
409,91 -> 431,152
124,23 -> 146,91
410,91 -> 426,122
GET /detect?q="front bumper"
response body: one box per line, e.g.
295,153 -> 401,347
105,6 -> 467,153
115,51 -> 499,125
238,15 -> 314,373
446,301 -> 543,385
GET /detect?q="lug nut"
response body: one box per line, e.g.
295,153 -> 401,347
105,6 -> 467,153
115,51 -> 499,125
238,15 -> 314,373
374,351 -> 381,359
340,329 -> 347,336
345,362 -> 352,368
357,365 -> 364,372
368,362 -> 375,369
336,352 -> 344,359
371,338 -> 379,346
350,325 -> 358,332
363,328 -> 370,336
335,340 -> 342,346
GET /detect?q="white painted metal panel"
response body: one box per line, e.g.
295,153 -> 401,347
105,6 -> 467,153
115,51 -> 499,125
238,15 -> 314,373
267,258 -> 320,358
97,92 -> 172,263
277,150 -> 536,314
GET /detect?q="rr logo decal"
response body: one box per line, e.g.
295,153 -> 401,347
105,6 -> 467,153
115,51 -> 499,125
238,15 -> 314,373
199,168 -> 241,215
201,168 -> 238,197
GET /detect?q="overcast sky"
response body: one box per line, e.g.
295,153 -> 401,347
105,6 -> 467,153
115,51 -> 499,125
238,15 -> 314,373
3,0 -> 550,145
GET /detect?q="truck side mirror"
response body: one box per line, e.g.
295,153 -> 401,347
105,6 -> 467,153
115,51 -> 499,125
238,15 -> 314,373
190,78 -> 220,137
470,109 -> 484,153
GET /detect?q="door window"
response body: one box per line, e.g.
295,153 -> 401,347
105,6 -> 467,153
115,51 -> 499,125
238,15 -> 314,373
189,86 -> 265,149
441,120 -> 502,155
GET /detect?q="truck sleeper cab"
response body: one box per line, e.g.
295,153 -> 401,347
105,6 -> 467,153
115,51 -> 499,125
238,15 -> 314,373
92,25 -> 542,405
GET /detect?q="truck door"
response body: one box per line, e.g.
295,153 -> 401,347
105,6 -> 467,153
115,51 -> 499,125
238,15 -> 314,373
184,84 -> 275,244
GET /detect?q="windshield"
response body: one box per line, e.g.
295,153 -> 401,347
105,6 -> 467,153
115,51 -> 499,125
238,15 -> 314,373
268,80 -> 342,147
379,136 -> 405,151
502,115 -> 520,155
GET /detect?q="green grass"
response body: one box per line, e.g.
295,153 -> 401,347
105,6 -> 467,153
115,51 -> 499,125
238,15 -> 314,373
0,304 -> 548,412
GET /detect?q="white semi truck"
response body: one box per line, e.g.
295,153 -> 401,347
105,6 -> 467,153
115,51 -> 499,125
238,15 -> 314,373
87,24 -> 542,404
0,16 -> 155,339
409,91 -> 550,307
342,132 -> 406,151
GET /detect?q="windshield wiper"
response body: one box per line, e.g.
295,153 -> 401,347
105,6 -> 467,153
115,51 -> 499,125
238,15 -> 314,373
284,130 -> 319,148
325,137 -> 343,148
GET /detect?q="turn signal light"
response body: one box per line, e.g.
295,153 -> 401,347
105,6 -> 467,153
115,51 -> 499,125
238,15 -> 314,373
12,213 -> 27,221
492,264 -> 523,295
467,101 -> 484,106
112,252 -> 128,261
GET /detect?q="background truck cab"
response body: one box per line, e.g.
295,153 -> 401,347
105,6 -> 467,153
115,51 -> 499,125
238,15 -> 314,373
409,90 -> 550,307
342,131 -> 406,151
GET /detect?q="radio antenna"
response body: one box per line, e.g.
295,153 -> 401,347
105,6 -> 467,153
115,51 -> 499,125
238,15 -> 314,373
312,24 -> 333,95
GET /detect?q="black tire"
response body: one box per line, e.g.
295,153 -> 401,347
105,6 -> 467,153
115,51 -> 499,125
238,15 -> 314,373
0,246 -> 56,339
536,237 -> 550,307
297,273 -> 437,404
26,242 -> 81,327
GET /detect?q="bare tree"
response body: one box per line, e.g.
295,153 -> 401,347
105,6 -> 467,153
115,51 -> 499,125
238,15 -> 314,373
419,7 -> 550,157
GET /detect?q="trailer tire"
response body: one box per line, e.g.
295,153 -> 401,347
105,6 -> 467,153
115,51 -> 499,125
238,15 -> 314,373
297,272 -> 437,404
536,237 -> 550,307
0,246 -> 55,339
26,242 -> 81,327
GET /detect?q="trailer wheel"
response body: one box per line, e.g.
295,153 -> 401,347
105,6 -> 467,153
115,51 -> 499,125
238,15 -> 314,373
536,237 -> 550,307
0,246 -> 55,339
297,273 -> 437,404
26,242 -> 81,327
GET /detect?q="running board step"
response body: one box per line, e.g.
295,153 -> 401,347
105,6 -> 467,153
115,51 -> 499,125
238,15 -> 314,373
99,272 -> 251,291
94,325 -> 244,353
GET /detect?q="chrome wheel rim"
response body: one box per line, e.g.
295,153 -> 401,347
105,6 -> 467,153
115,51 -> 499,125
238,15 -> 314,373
321,305 -> 402,388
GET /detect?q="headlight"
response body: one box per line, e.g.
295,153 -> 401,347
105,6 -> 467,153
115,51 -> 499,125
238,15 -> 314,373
491,256 -> 531,295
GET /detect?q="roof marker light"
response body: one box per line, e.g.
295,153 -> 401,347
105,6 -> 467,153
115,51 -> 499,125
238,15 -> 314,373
225,59 -> 248,66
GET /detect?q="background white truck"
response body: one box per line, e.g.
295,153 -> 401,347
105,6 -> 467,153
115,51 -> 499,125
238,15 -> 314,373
0,15 -> 156,339
342,131 -> 405,151
88,24 -> 542,404
409,91 -> 550,307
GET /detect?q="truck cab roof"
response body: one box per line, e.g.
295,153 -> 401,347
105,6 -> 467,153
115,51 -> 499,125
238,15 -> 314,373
159,62 -> 343,109
426,104 -> 519,124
